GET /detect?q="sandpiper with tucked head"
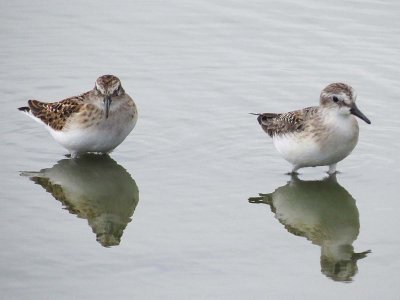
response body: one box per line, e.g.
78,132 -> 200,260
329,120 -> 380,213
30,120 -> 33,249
19,75 -> 138,157
253,83 -> 371,174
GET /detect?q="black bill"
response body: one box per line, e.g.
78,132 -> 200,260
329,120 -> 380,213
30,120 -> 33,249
104,96 -> 112,119
350,103 -> 371,124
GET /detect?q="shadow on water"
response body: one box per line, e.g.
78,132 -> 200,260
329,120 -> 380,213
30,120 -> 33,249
249,174 -> 370,282
21,154 -> 139,248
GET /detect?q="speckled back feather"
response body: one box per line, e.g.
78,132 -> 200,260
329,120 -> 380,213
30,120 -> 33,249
257,107 -> 318,137
22,92 -> 90,131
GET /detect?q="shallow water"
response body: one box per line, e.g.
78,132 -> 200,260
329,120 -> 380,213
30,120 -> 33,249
1,0 -> 400,299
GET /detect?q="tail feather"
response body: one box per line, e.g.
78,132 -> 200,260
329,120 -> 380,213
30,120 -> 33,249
18,99 -> 44,115
18,102 -> 47,126
249,113 -> 263,125
257,115 -> 263,125
250,112 -> 278,125
18,106 -> 30,112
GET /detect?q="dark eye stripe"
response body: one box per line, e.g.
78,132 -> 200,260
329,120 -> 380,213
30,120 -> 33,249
112,86 -> 121,96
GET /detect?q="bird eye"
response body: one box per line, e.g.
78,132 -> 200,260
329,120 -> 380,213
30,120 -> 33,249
332,96 -> 339,103
93,85 -> 100,95
113,86 -> 121,96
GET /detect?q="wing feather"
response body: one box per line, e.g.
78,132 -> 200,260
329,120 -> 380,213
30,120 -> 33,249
23,92 -> 90,131
256,107 -> 317,137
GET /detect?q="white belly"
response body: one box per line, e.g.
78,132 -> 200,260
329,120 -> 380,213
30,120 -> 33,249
50,113 -> 137,156
273,120 -> 359,169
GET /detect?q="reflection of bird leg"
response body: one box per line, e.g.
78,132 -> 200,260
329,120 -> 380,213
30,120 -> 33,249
285,171 -> 299,176
289,172 -> 301,181
324,172 -> 338,183
352,250 -> 371,261
248,193 -> 272,205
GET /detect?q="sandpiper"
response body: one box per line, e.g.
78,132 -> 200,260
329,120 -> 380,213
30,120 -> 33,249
19,75 -> 138,157
253,83 -> 371,174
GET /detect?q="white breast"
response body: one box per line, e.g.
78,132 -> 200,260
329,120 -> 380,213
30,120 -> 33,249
50,101 -> 138,156
272,113 -> 359,168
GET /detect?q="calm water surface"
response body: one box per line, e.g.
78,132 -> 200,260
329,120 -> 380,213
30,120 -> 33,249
1,0 -> 400,299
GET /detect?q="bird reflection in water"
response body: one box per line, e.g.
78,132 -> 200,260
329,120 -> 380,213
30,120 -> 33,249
21,155 -> 139,247
249,174 -> 370,282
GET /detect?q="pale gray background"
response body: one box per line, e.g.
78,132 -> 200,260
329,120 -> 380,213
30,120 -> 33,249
1,0 -> 399,299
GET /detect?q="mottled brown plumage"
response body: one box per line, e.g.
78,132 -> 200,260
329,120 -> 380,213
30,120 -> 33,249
257,107 -> 318,137
18,75 -> 138,157
24,94 -> 88,130
253,82 -> 371,174
320,83 -> 354,105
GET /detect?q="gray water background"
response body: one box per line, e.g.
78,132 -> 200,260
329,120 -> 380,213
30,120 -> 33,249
1,0 -> 400,299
